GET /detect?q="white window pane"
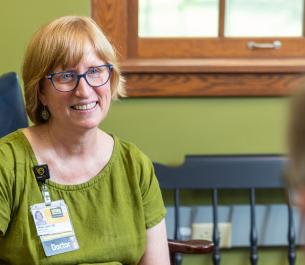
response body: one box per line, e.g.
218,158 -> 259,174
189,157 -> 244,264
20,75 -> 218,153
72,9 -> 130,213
139,0 -> 219,37
225,0 -> 304,37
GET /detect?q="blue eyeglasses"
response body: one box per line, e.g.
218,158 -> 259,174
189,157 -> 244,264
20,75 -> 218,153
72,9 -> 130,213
46,64 -> 113,92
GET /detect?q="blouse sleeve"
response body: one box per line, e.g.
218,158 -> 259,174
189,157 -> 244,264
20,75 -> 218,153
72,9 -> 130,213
138,153 -> 166,229
0,147 -> 14,235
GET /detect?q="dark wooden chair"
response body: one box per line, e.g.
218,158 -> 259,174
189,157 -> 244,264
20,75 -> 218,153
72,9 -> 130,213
0,72 -> 28,137
155,155 -> 293,265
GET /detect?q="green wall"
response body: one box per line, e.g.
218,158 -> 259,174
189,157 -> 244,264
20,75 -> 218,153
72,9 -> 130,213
1,1 -> 303,264
105,97 -> 288,164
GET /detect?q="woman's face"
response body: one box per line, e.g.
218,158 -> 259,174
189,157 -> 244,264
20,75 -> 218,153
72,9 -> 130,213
40,42 -> 112,132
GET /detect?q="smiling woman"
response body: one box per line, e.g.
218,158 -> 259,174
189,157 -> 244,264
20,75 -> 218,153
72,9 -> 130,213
0,16 -> 170,265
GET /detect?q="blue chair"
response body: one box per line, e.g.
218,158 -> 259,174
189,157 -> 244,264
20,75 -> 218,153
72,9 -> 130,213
0,72 -> 28,137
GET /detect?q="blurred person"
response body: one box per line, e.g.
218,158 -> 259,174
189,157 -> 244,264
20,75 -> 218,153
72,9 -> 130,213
287,86 -> 305,217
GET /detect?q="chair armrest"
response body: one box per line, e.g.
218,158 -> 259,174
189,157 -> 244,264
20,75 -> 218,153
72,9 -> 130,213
168,239 -> 214,254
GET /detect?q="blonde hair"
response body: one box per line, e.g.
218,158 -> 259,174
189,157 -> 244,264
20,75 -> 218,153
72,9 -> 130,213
22,16 -> 125,124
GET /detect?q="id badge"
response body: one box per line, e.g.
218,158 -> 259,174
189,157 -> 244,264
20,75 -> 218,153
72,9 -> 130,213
30,200 -> 79,256
40,231 -> 79,256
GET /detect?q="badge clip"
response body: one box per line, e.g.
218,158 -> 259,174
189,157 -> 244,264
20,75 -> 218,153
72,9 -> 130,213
42,184 -> 51,206
33,165 -> 52,206
33,165 -> 50,182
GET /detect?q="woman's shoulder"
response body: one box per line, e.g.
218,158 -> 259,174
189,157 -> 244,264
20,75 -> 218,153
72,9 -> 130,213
111,135 -> 156,187
0,129 -> 24,143
0,129 -> 27,157
111,135 -> 155,174
113,134 -> 150,162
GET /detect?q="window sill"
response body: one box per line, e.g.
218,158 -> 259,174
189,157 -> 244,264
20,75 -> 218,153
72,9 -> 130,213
121,59 -> 305,97
121,58 -> 305,73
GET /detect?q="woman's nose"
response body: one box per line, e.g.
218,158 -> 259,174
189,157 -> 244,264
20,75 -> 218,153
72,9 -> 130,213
75,77 -> 92,97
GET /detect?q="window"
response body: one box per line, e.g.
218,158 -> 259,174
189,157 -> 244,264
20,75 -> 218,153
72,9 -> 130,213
92,0 -> 305,97
139,0 -> 219,37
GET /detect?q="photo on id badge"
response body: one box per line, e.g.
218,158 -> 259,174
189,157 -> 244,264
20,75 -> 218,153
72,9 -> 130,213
34,210 -> 47,225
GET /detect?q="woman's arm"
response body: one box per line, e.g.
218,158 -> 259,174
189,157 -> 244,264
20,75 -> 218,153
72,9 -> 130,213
138,219 -> 171,265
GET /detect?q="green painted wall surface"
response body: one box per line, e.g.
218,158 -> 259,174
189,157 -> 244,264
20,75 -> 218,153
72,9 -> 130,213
104,98 -> 288,164
1,1 -> 303,264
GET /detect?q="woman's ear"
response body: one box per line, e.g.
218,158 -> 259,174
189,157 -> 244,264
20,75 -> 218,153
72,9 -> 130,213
38,81 -> 47,106
39,93 -> 47,106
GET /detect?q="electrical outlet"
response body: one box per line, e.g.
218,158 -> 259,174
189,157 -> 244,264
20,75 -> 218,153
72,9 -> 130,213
191,222 -> 232,248
179,226 -> 192,239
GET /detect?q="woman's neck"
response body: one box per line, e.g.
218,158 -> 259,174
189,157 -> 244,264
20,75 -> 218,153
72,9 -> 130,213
46,120 -> 101,158
23,122 -> 114,184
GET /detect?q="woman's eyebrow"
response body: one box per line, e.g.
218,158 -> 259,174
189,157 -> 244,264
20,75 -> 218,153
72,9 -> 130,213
56,62 -> 106,73
55,68 -> 77,73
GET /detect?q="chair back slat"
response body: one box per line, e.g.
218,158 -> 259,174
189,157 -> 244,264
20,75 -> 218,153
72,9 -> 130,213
287,191 -> 296,265
212,189 -> 221,265
174,189 -> 180,240
173,189 -> 182,265
250,188 -> 258,265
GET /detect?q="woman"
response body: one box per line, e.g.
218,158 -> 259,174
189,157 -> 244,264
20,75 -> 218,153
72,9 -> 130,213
0,16 -> 170,265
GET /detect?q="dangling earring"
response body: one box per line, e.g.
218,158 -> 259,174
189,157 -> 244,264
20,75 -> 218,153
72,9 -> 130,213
41,106 -> 50,121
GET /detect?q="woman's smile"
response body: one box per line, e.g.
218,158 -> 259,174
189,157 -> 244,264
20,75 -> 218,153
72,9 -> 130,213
71,101 -> 98,111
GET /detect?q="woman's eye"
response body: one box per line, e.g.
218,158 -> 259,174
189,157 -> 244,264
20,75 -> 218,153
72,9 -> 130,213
62,73 -> 74,80
54,72 -> 75,83
88,67 -> 101,74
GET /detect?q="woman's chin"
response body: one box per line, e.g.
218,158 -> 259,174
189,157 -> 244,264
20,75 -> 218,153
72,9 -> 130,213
68,117 -> 103,131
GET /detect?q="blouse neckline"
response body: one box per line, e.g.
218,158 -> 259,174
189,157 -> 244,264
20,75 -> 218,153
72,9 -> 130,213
17,128 -> 117,191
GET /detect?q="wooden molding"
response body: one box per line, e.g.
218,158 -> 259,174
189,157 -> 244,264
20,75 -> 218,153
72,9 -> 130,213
124,73 -> 305,97
138,38 -> 305,58
121,58 -> 305,73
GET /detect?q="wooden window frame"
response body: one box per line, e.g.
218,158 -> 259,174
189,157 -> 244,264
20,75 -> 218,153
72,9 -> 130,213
92,0 -> 305,97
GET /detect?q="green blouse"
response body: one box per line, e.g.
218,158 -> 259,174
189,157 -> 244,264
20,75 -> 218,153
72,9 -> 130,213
0,130 -> 166,265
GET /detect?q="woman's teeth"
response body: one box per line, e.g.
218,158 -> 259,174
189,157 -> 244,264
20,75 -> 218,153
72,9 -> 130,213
72,102 -> 97,110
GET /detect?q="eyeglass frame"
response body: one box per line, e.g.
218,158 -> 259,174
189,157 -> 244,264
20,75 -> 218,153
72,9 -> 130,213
45,64 -> 113,92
